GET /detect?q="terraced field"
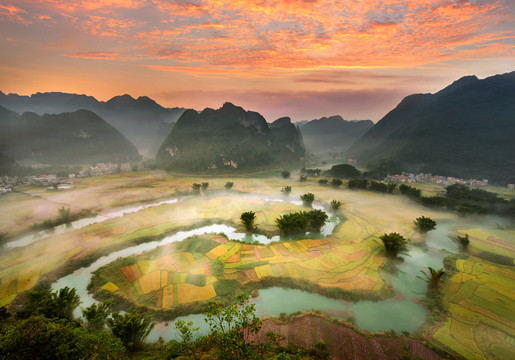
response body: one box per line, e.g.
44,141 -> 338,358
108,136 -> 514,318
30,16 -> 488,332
426,227 -> 515,359
90,228 -> 388,310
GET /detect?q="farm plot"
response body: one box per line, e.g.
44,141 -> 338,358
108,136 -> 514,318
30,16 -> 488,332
431,256 -> 515,359
92,228 -> 388,311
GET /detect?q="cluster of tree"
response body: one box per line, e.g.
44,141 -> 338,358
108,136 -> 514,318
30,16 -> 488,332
0,282 -> 154,359
379,232 -> 408,258
300,168 -> 321,176
414,216 -> 437,233
326,164 -> 361,179
275,210 -> 328,235
300,193 -> 315,206
416,184 -> 512,216
192,182 -> 209,194
281,186 -> 292,195
168,293 -> 330,359
1,283 -> 330,359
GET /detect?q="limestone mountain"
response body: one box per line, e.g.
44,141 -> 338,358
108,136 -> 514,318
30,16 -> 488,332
0,92 -> 185,157
0,106 -> 140,165
156,103 -> 305,172
299,115 -> 373,155
347,72 -> 515,184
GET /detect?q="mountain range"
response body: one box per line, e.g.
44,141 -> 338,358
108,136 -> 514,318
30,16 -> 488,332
347,72 -> 515,184
0,106 -> 140,166
156,103 -> 305,172
0,92 -> 185,157
298,116 -> 373,155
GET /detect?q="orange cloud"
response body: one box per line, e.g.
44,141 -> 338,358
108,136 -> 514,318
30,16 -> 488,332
64,51 -> 121,60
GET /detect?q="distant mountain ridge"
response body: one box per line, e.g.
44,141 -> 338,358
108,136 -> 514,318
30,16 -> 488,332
299,115 -> 374,155
0,106 -> 140,166
0,91 -> 185,157
156,103 -> 305,172
348,72 -> 515,184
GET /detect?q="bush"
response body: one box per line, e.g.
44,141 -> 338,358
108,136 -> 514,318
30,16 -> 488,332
224,181 -> 234,190
281,171 -> 291,179
318,179 -> 328,185
299,175 -> 307,182
300,193 -> 315,206
414,216 -> 437,233
330,200 -> 342,210
348,179 -> 368,189
330,178 -> 343,188
328,164 -> 361,178
369,181 -> 388,193
281,186 -> 292,195
275,210 -> 328,235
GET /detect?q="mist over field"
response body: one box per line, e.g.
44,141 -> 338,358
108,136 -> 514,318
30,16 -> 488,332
1,1 -> 514,359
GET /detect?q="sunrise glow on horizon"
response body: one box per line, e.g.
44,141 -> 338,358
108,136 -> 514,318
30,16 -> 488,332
1,0 -> 514,121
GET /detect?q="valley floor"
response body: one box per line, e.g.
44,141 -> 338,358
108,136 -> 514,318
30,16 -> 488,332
0,170 -> 513,359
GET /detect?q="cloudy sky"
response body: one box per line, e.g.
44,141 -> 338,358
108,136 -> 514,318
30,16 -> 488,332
1,0 -> 514,122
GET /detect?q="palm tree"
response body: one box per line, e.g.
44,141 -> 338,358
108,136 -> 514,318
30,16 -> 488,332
330,200 -> 342,210
418,267 -> 446,291
379,232 -> 408,257
240,211 -> 256,231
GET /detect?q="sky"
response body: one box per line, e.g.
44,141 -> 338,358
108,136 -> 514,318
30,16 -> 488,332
0,0 -> 514,122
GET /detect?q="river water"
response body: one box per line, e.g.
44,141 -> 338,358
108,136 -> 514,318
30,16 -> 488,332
47,193 -> 460,341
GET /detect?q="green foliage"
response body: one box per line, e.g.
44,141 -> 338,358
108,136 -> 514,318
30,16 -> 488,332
107,310 -> 154,352
414,216 -> 437,233
386,182 -> 397,193
20,283 -> 80,320
318,179 -> 328,185
399,184 -> 422,198
201,182 -> 209,190
58,206 -> 71,224
348,179 -> 368,189
204,293 -> 263,360
0,315 -> 126,360
368,181 -> 387,192
82,301 -> 112,331
330,200 -> 342,210
299,175 -> 307,182
275,210 -> 328,235
379,232 -> 408,257
457,233 -> 470,248
417,267 -> 446,291
174,320 -> 200,360
281,171 -> 291,179
225,181 -> 234,190
281,186 -> 292,195
300,193 -> 315,206
328,164 -> 361,179
330,178 -> 343,188
240,211 -> 256,231
192,183 -> 201,193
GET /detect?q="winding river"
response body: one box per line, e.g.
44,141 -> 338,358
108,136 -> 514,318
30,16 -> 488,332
43,193 -> 461,341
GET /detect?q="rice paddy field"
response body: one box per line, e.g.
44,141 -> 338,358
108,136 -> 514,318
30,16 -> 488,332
0,170 -> 514,359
